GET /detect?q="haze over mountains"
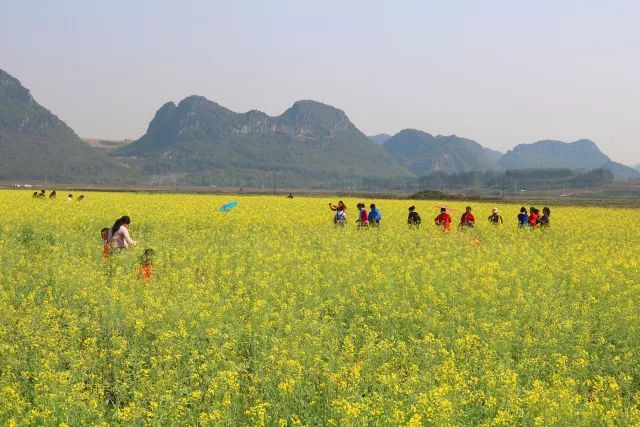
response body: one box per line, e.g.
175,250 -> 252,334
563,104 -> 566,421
1,67 -> 638,187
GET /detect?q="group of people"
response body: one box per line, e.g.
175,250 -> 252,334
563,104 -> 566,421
329,201 -> 382,227
413,205 -> 551,231
517,206 -> 551,228
330,201 -> 551,231
33,189 -> 85,201
100,215 -> 154,282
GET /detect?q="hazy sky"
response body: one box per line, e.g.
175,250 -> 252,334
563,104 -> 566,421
2,0 -> 639,163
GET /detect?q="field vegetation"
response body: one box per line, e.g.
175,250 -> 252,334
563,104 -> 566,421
1,191 -> 639,425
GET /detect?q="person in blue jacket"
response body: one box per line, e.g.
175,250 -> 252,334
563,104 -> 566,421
368,204 -> 382,226
517,206 -> 529,227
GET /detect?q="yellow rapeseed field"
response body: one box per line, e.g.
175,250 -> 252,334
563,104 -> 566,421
1,190 -> 639,425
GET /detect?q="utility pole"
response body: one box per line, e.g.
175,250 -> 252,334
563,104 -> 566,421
501,173 -> 505,199
273,170 -> 276,196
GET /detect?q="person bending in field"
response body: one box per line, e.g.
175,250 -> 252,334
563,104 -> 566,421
434,208 -> 452,232
528,207 -> 540,229
459,206 -> 475,228
329,201 -> 347,226
48,190 -> 56,199
407,206 -> 421,226
110,215 -> 137,249
138,248 -> 155,283
101,227 -> 110,258
488,208 -> 504,225
517,207 -> 529,227
356,203 -> 369,228
539,207 -> 551,227
368,203 -> 381,226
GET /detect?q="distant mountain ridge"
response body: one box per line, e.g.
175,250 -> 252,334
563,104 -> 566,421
381,129 -> 500,175
500,139 -> 608,170
120,96 -> 412,186
376,129 -> 638,181
499,139 -> 639,180
0,68 -> 127,182
0,67 -> 637,186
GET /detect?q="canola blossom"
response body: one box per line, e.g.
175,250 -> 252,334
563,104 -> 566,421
1,190 -> 640,425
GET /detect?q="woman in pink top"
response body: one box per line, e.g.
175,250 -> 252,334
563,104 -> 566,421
110,215 -> 137,249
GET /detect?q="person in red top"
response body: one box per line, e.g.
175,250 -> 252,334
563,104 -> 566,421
101,228 -> 110,259
138,248 -> 155,285
356,203 -> 369,228
528,207 -> 540,228
434,208 -> 452,232
459,206 -> 475,229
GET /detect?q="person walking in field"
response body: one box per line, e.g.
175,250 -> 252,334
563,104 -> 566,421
101,227 -> 110,258
528,207 -> 540,229
110,215 -> 137,249
368,203 -> 381,226
356,203 -> 369,228
517,207 -> 529,227
329,200 -> 347,226
407,205 -> 421,226
488,208 -> 504,225
138,248 -> 155,284
539,207 -> 551,227
329,201 -> 347,226
459,206 -> 475,228
434,207 -> 452,232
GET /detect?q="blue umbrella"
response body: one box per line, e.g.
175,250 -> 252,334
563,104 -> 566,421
218,201 -> 238,212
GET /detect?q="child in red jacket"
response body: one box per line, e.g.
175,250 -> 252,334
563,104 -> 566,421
528,207 -> 540,228
356,203 -> 369,228
434,208 -> 452,232
459,206 -> 475,228
138,249 -> 155,284
101,228 -> 110,259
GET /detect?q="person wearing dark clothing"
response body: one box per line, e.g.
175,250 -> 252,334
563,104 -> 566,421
407,206 -> 421,226
488,208 -> 504,225
539,207 -> 551,227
